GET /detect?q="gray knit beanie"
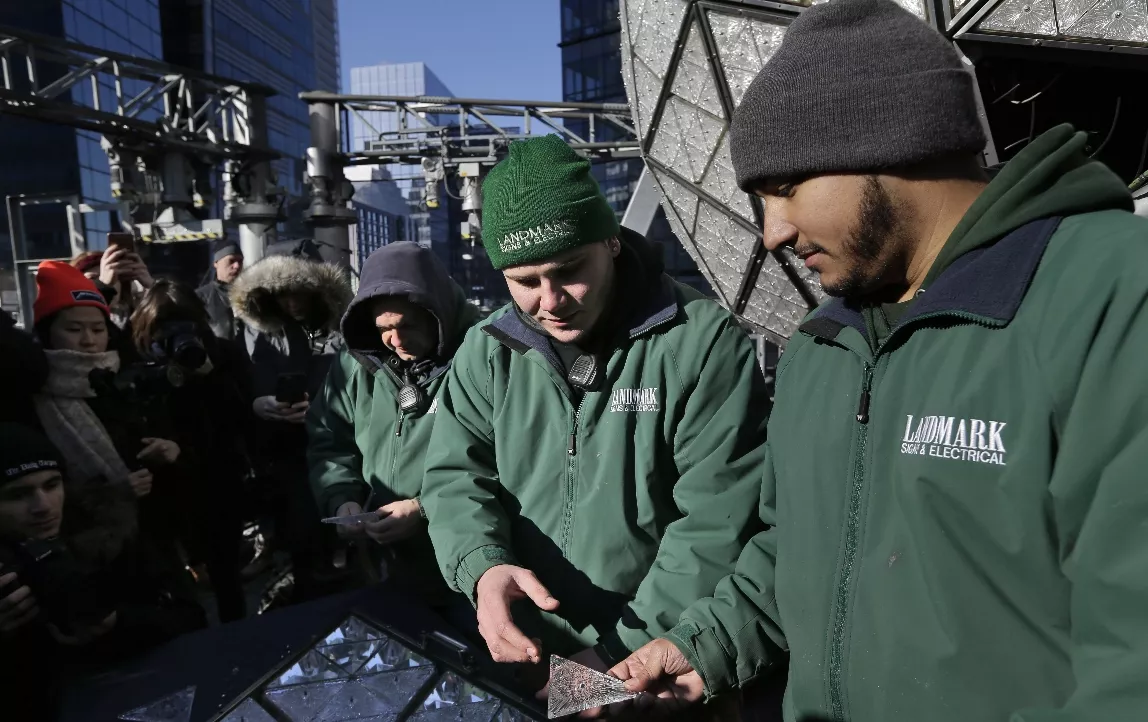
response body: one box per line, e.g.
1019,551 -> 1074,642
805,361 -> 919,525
730,0 -> 987,191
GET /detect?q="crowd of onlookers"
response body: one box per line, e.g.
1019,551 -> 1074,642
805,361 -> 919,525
0,235 -> 366,718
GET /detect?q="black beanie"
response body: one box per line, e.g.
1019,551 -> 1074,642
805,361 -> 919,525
0,423 -> 62,485
730,0 -> 987,191
212,238 -> 242,263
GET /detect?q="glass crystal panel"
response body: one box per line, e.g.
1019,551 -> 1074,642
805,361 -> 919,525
547,656 -> 638,718
320,616 -> 383,646
268,649 -> 351,689
651,166 -> 699,234
706,12 -> 788,105
313,679 -> 404,721
356,637 -> 433,673
420,671 -> 498,708
670,21 -> 724,118
743,252 -> 823,342
319,638 -> 389,674
408,700 -> 504,722
626,0 -> 689,82
1062,0 -> 1148,42
979,0 -> 1059,35
119,686 -> 196,722
357,666 -> 439,710
813,0 -> 927,16
692,201 -> 757,306
219,698 -> 277,722
699,135 -> 754,222
1055,0 -> 1098,31
655,96 -> 725,182
265,680 -> 347,722
652,169 -> 728,307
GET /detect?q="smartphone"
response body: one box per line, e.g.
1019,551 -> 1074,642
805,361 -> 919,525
107,231 -> 135,254
275,372 -> 308,404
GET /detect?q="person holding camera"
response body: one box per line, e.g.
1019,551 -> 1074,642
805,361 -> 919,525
130,280 -> 252,622
229,238 -> 352,602
307,241 -> 481,609
0,423 -> 204,718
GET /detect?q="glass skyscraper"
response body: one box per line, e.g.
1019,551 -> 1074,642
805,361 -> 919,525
559,0 -> 709,293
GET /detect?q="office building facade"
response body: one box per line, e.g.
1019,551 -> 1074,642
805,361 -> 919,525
559,0 -> 710,293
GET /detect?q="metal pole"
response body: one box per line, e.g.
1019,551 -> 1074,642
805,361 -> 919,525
307,100 -> 353,268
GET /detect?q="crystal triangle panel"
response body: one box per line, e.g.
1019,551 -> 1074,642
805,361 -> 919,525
119,686 -> 196,722
265,680 -> 347,722
692,201 -> 757,306
699,134 -> 754,222
706,12 -> 787,105
979,0 -> 1059,36
628,0 -> 689,83
268,649 -> 352,689
357,665 -> 439,710
320,616 -> 382,646
1062,0 -> 1148,42
219,698 -> 277,722
313,678 -> 405,721
650,166 -> 699,234
357,636 -> 433,674
742,253 -> 823,344
420,671 -> 498,709
408,701 -> 505,722
318,638 -> 387,674
652,169 -> 727,307
547,655 -> 638,718
670,21 -> 724,118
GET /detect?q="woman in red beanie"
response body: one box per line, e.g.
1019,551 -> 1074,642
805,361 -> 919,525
30,262 -> 183,562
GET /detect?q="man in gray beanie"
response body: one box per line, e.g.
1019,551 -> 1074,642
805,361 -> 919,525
601,0 -> 1148,720
196,238 -> 244,340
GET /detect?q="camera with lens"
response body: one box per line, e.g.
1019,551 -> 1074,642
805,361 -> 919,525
0,537 -> 117,635
150,320 -> 207,370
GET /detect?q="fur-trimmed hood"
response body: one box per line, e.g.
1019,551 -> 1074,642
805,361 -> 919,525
229,254 -> 352,335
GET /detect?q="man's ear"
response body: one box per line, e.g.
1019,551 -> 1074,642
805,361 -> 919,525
606,237 -> 622,258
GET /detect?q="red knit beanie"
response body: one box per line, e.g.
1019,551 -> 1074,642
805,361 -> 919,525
33,261 -> 110,324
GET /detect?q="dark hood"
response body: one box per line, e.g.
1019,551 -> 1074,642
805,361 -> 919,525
341,241 -> 480,360
923,124 -> 1134,289
229,240 -> 352,336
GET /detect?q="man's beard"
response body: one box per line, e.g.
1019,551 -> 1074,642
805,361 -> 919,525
820,177 -> 904,300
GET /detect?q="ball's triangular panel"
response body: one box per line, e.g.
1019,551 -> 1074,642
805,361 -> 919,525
979,0 -> 1059,35
706,12 -> 787,106
547,655 -> 638,718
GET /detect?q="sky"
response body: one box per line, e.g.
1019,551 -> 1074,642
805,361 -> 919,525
337,0 -> 563,101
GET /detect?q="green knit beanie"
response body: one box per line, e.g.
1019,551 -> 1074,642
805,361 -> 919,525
481,135 -> 620,270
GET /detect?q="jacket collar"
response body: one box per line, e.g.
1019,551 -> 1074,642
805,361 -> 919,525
348,349 -> 449,389
483,274 -> 679,367
799,216 -> 1062,345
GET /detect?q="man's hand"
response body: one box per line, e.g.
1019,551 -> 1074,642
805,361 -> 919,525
362,499 -> 423,545
138,437 -> 180,465
253,395 -> 309,423
608,638 -> 705,716
0,568 -> 39,636
127,468 -> 154,497
475,564 -> 560,664
48,611 -> 117,646
334,501 -> 368,540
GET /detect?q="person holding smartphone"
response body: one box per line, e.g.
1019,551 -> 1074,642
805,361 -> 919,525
307,242 -> 481,614
98,232 -> 154,331
229,238 -> 351,602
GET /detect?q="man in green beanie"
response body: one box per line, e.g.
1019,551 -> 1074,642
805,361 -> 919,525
608,1 -> 1148,721
420,134 -> 769,686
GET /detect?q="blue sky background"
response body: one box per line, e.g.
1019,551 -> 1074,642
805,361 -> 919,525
338,0 -> 563,101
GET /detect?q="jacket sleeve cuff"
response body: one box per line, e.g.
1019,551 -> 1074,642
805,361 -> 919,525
323,484 -> 368,518
664,621 -> 741,701
455,545 -> 518,602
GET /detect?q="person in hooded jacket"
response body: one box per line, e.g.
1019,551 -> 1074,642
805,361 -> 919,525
420,136 -> 769,691
607,3 -> 1148,722
308,241 -> 482,611
229,238 -> 352,601
196,238 -> 244,341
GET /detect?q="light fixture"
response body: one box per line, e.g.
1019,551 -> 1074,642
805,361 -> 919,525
619,0 -> 1148,344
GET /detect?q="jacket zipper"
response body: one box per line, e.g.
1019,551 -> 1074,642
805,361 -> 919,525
828,362 -> 873,720
395,411 -> 404,437
561,395 -> 587,556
